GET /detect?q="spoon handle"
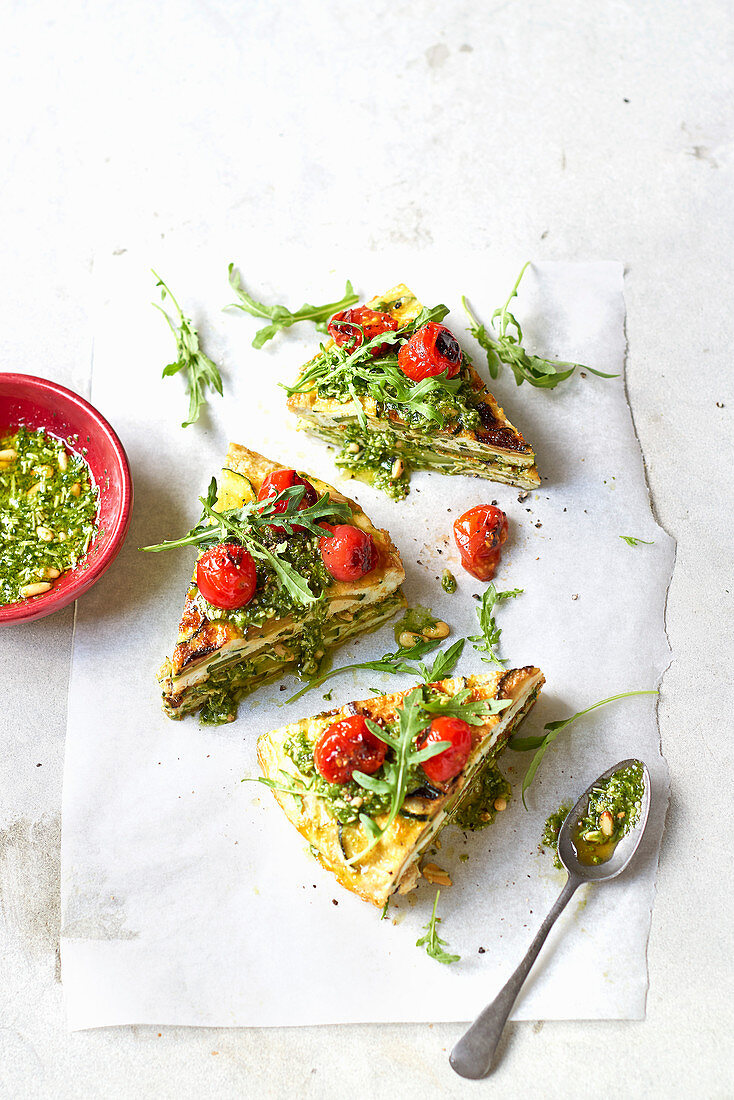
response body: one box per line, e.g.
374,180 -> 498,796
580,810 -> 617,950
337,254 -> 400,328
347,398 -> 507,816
450,875 -> 581,1079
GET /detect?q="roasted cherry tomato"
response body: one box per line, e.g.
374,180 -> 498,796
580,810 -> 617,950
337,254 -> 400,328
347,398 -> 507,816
328,306 -> 399,357
453,504 -> 508,581
314,715 -> 387,785
419,716 -> 473,784
257,469 -> 318,533
196,542 -> 257,609
319,523 -> 378,582
397,322 -> 462,381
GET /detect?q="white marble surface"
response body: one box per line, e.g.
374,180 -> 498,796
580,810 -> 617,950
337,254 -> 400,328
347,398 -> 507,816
1,1 -> 732,1096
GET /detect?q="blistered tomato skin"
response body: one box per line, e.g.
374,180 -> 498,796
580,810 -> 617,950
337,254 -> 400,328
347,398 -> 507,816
420,717 -> 473,784
196,543 -> 257,609
453,505 -> 509,581
314,715 -> 388,785
319,523 -> 378,582
257,469 -> 318,532
397,322 -> 462,381
328,307 -> 399,357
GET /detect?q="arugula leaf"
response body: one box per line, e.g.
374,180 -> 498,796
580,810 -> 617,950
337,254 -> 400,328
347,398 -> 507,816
346,688 -> 446,866
416,890 -> 460,965
469,585 -> 523,666
463,263 -> 618,389
284,635 -> 464,705
510,690 -> 659,808
619,535 -> 655,547
227,264 -> 358,348
419,638 -> 466,682
153,271 -> 224,427
141,480 -> 351,608
420,687 -> 511,725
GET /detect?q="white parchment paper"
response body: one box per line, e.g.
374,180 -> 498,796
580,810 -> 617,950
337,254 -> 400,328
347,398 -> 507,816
61,245 -> 673,1029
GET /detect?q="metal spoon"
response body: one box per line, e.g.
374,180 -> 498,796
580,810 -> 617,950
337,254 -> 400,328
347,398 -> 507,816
450,758 -> 652,1080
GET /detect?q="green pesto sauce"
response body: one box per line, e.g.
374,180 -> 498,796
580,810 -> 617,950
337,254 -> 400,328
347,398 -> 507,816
284,731 -> 393,825
441,569 -> 457,594
453,763 -> 511,830
572,761 -> 644,866
542,802 -> 573,870
393,604 -> 438,644
196,527 -> 334,633
335,425 -> 411,501
0,426 -> 99,605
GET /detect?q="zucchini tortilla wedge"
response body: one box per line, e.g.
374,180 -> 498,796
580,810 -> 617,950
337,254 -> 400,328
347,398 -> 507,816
155,443 -> 406,723
257,667 -> 544,907
285,284 -> 540,499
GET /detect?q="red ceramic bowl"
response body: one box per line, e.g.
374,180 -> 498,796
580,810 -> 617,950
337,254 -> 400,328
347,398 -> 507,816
0,374 -> 133,624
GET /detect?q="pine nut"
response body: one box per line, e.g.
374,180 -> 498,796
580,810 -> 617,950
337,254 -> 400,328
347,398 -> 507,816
421,862 -> 452,887
20,582 -> 52,598
41,567 -> 61,579
27,482 -> 43,497
58,450 -> 69,471
346,442 -> 361,454
494,797 -> 507,812
398,630 -> 420,648
599,811 -> 614,837
35,464 -> 55,478
0,449 -> 18,461
422,620 -> 450,640
390,458 -> 404,479
71,482 -> 81,496
36,526 -> 54,542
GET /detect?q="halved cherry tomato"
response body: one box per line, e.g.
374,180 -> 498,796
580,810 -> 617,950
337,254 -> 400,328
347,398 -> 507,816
419,716 -> 473,784
328,306 -> 398,357
257,469 -> 318,533
319,523 -> 378,582
314,715 -> 387,785
196,542 -> 257,609
453,505 -> 508,581
397,322 -> 462,381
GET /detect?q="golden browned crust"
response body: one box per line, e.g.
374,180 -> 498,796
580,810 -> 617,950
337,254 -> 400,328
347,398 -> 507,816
257,668 -> 544,906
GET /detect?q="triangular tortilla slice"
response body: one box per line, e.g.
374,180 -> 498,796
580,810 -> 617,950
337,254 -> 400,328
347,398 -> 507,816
257,666 -> 544,907
287,284 -> 540,496
158,443 -> 406,722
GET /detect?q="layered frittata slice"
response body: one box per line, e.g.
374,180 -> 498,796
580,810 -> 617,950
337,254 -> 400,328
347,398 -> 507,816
286,284 -> 540,499
257,666 -> 544,907
156,443 -> 406,723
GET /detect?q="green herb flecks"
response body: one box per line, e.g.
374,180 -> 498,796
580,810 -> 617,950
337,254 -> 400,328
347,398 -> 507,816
284,636 -> 466,705
452,763 -> 511,831
469,584 -> 523,666
226,265 -> 358,348
542,802 -> 573,869
153,272 -> 224,428
416,890 -> 460,965
0,427 -> 99,605
510,690 -> 658,808
463,262 -> 617,389
572,761 -> 644,865
142,478 -> 351,609
619,535 -> 655,547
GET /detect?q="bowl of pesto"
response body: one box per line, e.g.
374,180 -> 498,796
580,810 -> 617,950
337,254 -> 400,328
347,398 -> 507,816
0,374 -> 132,623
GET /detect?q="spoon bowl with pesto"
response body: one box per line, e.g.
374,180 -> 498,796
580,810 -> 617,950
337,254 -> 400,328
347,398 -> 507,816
450,758 -> 651,1080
